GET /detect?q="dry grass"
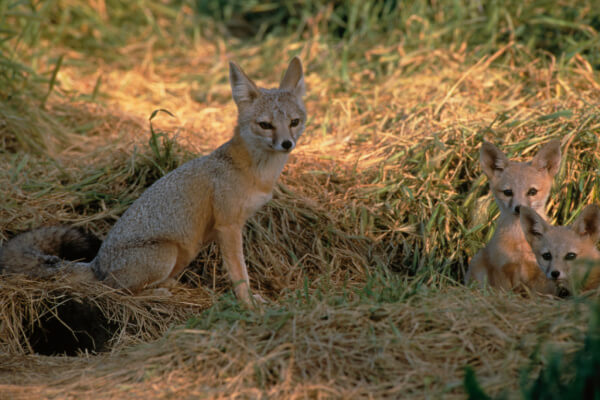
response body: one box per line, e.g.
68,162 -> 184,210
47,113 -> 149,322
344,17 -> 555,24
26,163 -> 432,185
0,286 -> 593,399
1,2 -> 600,398
0,275 -> 212,355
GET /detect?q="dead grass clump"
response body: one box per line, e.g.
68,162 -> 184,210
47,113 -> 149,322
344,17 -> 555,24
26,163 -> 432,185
146,288 -> 588,399
0,287 -> 590,399
1,3 -> 599,398
0,275 -> 212,356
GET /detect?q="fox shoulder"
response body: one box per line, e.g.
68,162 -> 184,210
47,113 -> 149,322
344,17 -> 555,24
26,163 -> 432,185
0,226 -> 101,276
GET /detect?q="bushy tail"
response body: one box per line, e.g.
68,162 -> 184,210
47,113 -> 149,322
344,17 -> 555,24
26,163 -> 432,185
0,226 -> 101,280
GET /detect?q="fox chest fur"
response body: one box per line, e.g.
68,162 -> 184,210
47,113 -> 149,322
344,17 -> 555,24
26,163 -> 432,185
209,137 -> 288,224
488,217 -> 537,266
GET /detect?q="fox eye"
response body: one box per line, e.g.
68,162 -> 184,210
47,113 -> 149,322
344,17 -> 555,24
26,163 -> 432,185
503,189 -> 513,197
565,252 -> 577,260
527,188 -> 538,196
290,118 -> 300,127
258,122 -> 274,130
542,252 -> 552,261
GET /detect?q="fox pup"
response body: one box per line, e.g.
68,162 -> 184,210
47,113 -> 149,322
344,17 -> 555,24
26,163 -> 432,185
465,140 -> 561,293
0,57 -> 307,306
520,204 -> 600,294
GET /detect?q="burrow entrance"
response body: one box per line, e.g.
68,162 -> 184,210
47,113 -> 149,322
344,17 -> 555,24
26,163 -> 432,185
25,296 -> 118,356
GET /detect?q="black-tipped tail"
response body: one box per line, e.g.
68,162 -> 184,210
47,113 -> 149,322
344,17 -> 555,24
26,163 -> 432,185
0,226 -> 102,277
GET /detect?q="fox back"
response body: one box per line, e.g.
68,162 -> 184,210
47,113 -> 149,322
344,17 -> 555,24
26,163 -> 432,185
520,204 -> 600,294
465,140 -> 561,293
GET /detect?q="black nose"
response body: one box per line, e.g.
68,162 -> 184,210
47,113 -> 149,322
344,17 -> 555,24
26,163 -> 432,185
551,270 -> 560,279
281,140 -> 293,150
514,205 -> 521,214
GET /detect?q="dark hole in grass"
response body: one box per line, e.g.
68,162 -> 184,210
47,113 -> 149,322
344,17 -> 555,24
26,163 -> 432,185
388,240 -> 412,274
25,296 -> 118,356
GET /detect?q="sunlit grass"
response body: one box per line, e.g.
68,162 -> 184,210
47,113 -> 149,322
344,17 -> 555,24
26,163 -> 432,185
1,1 -> 600,398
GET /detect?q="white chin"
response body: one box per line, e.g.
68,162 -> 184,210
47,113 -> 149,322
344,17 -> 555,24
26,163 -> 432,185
271,146 -> 293,153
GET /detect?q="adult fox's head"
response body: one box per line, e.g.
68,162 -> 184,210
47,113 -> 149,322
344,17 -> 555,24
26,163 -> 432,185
480,140 -> 561,217
229,57 -> 306,153
520,205 -> 600,289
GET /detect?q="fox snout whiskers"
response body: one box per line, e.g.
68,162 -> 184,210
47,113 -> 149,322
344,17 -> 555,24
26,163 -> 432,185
547,268 -> 568,281
272,139 -> 295,152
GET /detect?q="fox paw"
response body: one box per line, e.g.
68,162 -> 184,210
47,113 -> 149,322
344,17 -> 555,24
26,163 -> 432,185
557,287 -> 571,298
252,293 -> 268,305
41,255 -> 62,268
253,293 -> 267,303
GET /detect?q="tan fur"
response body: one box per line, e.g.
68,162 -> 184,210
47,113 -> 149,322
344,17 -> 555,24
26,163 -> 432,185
1,58 -> 306,307
465,140 -> 561,294
93,57 -> 306,306
520,205 -> 600,294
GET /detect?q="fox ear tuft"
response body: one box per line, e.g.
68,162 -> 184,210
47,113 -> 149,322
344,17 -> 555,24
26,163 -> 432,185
480,141 -> 508,179
531,140 -> 561,177
279,57 -> 305,98
520,206 -> 548,244
572,205 -> 600,242
229,61 -> 260,107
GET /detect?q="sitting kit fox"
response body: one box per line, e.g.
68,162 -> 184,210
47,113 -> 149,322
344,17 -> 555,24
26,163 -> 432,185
520,205 -> 600,294
465,140 -> 561,294
0,57 -> 307,306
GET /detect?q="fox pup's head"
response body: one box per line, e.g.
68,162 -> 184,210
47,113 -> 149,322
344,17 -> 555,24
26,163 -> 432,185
520,205 -> 600,284
229,57 -> 306,153
480,140 -> 561,217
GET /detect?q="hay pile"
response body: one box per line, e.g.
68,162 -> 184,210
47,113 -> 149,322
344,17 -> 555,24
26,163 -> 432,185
0,274 -> 211,356
1,45 -> 598,396
0,286 -> 592,399
1,2 -> 600,398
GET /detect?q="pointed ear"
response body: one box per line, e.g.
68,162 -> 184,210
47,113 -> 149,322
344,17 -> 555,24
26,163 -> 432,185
531,140 -> 561,177
229,61 -> 260,107
572,205 -> 600,242
480,141 -> 508,179
520,206 -> 549,246
279,56 -> 305,98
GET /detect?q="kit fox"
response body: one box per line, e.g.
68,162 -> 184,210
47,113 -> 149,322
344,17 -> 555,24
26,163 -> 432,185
520,204 -> 600,294
465,140 -> 561,293
0,57 -> 306,306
